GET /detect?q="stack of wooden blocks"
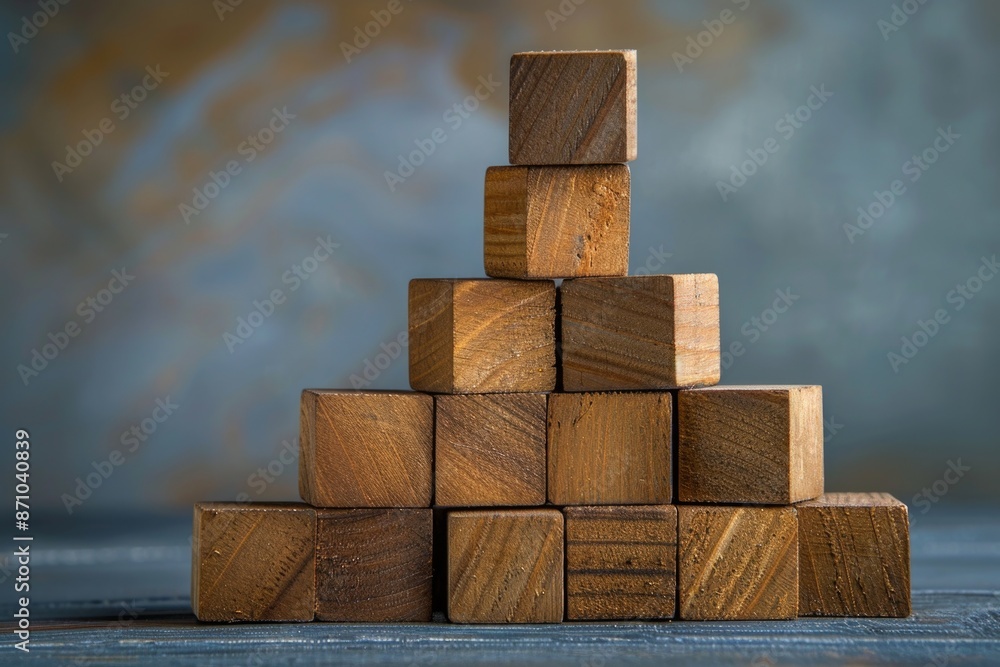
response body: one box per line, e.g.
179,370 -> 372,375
192,50 -> 911,624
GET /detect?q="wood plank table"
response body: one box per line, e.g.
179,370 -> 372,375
5,506 -> 999,666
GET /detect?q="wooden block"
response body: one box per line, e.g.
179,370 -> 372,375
565,505 -> 677,620
435,393 -> 547,506
315,509 -> 433,622
192,503 -> 315,622
548,392 -> 671,505
299,390 -> 432,508
798,493 -> 911,617
484,165 -> 630,279
509,50 -> 637,165
432,508 -> 448,615
678,505 -> 798,620
448,509 -> 564,623
409,279 -> 556,393
560,274 -> 720,391
677,385 -> 823,505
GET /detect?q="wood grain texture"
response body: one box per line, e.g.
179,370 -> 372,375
678,505 -> 798,620
509,50 -> 637,165
798,493 -> 911,617
192,503 -> 315,622
565,505 -> 677,620
560,274 -> 720,391
315,509 -> 433,622
448,509 -> 564,623
435,393 -> 547,506
299,390 -> 432,508
677,385 -> 823,505
409,279 -> 556,394
484,165 -> 630,279
547,392 -> 672,505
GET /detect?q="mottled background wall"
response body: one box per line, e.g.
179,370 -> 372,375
2,0 -> 997,515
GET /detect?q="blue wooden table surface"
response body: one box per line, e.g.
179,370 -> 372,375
4,506 -> 999,666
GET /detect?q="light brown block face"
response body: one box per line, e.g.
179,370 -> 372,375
559,274 -> 720,391
409,279 -> 556,393
678,505 -> 798,620
798,493 -> 910,617
315,509 -> 433,622
448,509 -> 564,623
435,393 -> 547,507
299,390 -> 432,508
548,392 -> 672,505
565,505 -> 677,621
484,165 -> 630,279
509,50 -> 637,165
677,385 -> 824,505
192,503 -> 315,622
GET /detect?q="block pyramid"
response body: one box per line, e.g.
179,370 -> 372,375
192,49 -> 911,624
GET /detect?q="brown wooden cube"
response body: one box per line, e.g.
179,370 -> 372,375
677,385 -> 823,505
509,50 -> 637,165
315,509 -> 433,622
565,505 -> 677,620
192,503 -> 315,622
299,390 -> 432,508
798,493 -> 910,617
548,392 -> 672,505
448,509 -> 563,623
409,278 -> 556,394
484,165 -> 630,279
435,393 -> 547,507
560,274 -> 720,391
678,505 -> 798,620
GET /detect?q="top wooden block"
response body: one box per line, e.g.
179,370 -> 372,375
509,50 -> 637,165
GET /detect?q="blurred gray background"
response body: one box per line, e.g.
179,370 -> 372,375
1,0 -> 997,515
